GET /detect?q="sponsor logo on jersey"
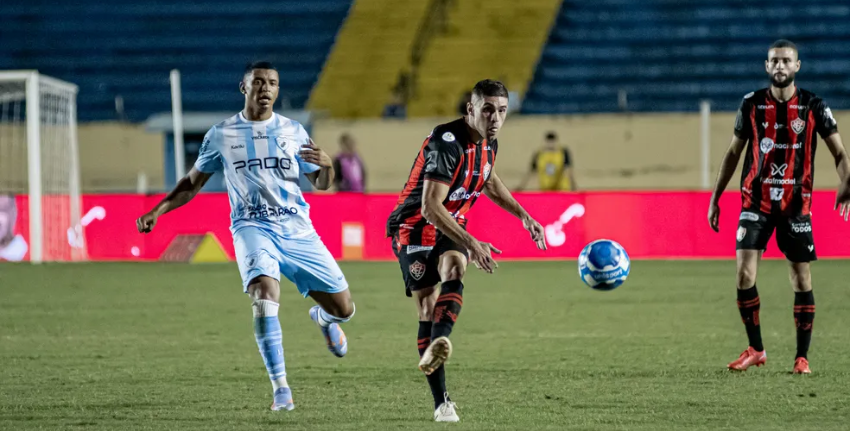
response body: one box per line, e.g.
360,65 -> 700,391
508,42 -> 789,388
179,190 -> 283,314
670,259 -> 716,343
233,157 -> 292,173
774,143 -> 802,150
407,245 -> 434,254
252,132 -> 269,140
744,92 -> 754,99
791,118 -> 806,134
774,123 -> 784,130
739,212 -> 759,222
448,187 -> 481,201
824,107 -> 836,126
231,144 -> 245,149
757,105 -> 775,109
791,221 -> 812,233
442,132 -> 456,142
760,137 -> 775,153
771,163 -> 788,176
247,204 -> 298,219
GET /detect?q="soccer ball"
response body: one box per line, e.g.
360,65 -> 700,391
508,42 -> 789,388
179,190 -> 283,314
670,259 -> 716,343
578,239 -> 630,290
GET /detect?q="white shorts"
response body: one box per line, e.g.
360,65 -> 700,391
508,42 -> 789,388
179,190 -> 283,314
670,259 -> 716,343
233,226 -> 348,297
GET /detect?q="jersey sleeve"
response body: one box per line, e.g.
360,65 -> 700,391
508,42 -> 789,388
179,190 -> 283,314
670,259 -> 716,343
194,126 -> 223,173
295,124 -> 321,174
733,95 -> 754,140
813,98 -> 839,139
423,133 -> 461,185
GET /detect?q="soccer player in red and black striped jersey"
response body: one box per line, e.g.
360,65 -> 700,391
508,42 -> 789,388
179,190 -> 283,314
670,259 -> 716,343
386,79 -> 547,422
708,39 -> 850,375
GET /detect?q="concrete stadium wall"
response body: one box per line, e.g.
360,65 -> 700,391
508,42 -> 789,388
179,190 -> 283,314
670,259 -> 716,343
311,110 -> 849,192
58,110 -> 848,192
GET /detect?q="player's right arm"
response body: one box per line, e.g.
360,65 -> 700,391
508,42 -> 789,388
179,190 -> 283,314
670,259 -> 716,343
136,128 -> 221,233
420,134 -> 501,273
708,96 -> 751,232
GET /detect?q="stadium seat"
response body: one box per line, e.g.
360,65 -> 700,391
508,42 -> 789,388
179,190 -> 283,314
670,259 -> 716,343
0,0 -> 353,121
523,1 -> 850,114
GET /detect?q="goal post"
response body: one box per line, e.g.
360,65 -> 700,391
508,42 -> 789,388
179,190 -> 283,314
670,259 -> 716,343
0,70 -> 83,263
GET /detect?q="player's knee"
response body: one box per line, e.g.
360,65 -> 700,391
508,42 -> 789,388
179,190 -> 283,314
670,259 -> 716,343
439,255 -> 467,281
248,276 -> 280,301
736,267 -> 757,290
336,300 -> 355,320
790,263 -> 812,292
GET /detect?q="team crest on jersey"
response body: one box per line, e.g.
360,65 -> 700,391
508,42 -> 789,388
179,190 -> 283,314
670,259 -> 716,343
442,132 -> 456,142
274,136 -> 288,151
409,261 -> 426,280
482,162 -> 492,180
791,118 -> 806,134
759,137 -> 774,153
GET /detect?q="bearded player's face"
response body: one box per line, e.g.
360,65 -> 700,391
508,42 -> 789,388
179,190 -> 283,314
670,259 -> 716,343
766,48 -> 800,89
467,95 -> 508,140
241,69 -> 280,110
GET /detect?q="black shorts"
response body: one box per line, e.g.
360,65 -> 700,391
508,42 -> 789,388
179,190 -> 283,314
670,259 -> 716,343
736,210 -> 816,262
391,233 -> 469,297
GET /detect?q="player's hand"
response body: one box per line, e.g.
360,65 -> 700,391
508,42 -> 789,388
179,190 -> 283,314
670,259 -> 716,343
136,212 -> 158,234
522,216 -> 547,250
835,178 -> 850,221
298,139 -> 332,168
708,202 -> 720,232
468,240 -> 501,274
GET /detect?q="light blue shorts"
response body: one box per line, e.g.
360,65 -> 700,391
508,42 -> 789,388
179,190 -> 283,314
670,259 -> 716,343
233,226 -> 348,297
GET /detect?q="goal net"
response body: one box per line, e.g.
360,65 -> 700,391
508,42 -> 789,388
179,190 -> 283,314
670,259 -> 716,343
0,71 -> 83,262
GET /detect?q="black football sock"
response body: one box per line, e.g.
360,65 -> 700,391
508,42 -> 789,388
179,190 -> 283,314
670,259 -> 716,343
431,280 -> 464,340
418,321 -> 448,409
737,285 -> 764,352
794,291 -> 815,359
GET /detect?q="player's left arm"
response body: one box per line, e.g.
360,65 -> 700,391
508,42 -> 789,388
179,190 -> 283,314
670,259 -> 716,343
484,168 -> 547,250
815,100 -> 850,218
299,138 -> 335,191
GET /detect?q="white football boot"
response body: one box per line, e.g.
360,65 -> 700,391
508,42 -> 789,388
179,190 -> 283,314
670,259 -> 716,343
434,394 -> 459,422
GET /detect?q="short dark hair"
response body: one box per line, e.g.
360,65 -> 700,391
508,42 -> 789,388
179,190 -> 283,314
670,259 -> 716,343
770,39 -> 797,52
545,131 -> 557,141
471,79 -> 509,100
244,61 -> 277,78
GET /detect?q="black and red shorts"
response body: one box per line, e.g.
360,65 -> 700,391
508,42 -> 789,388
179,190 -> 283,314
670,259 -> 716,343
736,210 -> 816,262
391,232 -> 468,297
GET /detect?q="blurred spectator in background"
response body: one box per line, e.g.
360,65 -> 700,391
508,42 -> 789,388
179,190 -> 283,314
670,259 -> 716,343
516,131 -> 576,192
332,133 -> 367,192
0,194 -> 28,261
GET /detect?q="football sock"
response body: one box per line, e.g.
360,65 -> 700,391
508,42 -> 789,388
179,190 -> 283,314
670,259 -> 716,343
431,280 -> 464,340
737,285 -> 764,352
313,303 -> 355,328
419,321 -> 449,410
253,299 -> 288,392
794,291 -> 815,359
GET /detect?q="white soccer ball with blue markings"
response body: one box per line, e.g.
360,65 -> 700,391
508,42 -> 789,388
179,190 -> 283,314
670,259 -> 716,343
578,239 -> 630,290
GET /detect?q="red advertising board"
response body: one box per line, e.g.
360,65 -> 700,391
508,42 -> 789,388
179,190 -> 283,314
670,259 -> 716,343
2,191 -> 848,262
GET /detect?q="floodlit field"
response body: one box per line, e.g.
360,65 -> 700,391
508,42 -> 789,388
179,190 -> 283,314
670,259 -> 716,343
2,260 -> 849,430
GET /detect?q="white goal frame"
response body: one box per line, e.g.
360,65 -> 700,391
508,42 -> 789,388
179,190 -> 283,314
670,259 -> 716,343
0,70 -> 80,263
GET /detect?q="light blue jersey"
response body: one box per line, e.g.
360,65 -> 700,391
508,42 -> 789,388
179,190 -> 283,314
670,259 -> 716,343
195,112 -> 320,239
195,112 -> 347,295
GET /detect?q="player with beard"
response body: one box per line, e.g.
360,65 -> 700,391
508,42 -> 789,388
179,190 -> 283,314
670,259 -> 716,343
708,40 -> 850,374
386,79 -> 547,421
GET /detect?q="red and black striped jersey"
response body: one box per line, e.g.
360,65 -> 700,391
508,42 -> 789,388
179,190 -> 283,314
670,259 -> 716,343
386,118 -> 498,246
734,87 -> 838,216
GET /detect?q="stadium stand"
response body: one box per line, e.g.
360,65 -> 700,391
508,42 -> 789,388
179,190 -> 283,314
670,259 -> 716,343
523,0 -> 850,114
0,0 -> 353,122
407,0 -> 562,118
308,2 -> 430,118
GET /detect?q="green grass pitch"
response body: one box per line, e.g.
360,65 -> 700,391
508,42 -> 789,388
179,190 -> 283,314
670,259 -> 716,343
2,260 -> 850,430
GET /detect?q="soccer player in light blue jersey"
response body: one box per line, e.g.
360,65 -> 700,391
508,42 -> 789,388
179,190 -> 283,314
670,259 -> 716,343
136,61 -> 354,411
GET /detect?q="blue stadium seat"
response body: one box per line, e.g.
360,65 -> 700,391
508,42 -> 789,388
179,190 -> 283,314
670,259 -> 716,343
0,0 -> 353,121
523,1 -> 850,114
